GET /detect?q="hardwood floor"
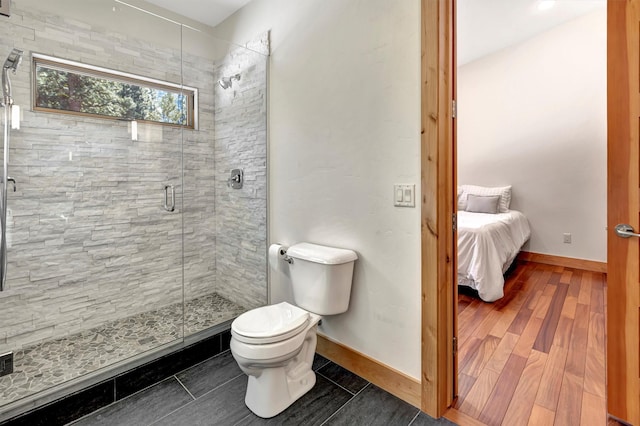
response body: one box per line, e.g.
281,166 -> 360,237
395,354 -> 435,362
445,261 -> 606,426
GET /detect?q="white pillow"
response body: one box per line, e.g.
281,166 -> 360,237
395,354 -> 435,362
460,184 -> 512,213
457,187 -> 464,210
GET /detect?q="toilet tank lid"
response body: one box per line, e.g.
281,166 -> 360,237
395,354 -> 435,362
287,242 -> 358,265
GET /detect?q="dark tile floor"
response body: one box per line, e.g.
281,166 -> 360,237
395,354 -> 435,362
70,351 -> 456,426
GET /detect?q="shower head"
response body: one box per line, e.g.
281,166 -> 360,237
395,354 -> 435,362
3,49 -> 22,72
218,73 -> 241,90
218,78 -> 232,90
2,49 -> 23,107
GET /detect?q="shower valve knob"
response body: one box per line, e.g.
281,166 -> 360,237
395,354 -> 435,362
228,169 -> 243,189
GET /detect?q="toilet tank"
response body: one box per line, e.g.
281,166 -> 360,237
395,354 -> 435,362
286,243 -> 358,315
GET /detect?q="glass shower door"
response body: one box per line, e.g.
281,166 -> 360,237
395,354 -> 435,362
180,27 -> 269,339
0,0 -> 185,413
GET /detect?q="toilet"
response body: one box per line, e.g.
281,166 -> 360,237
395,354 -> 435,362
230,242 -> 358,418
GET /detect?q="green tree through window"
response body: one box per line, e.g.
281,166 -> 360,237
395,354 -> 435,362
33,55 -> 196,128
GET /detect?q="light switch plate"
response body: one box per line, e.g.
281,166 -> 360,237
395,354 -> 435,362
394,184 -> 415,207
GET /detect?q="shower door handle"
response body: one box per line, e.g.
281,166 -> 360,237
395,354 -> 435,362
163,185 -> 175,212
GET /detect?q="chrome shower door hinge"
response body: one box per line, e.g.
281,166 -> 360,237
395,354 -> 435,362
0,0 -> 10,17
0,352 -> 13,377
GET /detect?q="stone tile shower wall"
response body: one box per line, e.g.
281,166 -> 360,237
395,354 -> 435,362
0,4 -> 220,353
213,36 -> 268,310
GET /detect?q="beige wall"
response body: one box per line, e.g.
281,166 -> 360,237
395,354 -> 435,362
457,8 -> 607,262
213,0 -> 423,379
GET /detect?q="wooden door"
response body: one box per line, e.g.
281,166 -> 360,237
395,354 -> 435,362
607,0 -> 640,424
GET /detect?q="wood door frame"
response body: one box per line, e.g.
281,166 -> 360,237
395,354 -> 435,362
420,0 -> 456,417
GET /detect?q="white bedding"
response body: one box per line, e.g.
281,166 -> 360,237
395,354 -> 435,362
457,210 -> 531,302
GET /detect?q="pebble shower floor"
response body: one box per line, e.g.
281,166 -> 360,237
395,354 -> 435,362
0,293 -> 244,406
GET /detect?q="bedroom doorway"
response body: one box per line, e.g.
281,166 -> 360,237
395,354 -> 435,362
420,0 -> 610,423
452,0 -> 607,424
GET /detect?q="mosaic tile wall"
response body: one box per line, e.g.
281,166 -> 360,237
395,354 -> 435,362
0,0 -> 268,356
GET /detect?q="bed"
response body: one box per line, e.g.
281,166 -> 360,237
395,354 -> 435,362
457,185 -> 531,302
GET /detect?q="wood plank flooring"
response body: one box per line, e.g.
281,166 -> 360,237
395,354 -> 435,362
445,261 -> 606,426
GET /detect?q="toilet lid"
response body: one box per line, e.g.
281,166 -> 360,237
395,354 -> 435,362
232,302 -> 310,342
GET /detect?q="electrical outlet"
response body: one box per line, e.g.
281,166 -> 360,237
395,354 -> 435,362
563,233 -> 572,244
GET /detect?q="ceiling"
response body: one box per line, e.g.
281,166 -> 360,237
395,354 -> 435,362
144,0 -> 251,28
142,0 -> 605,65
457,0 -> 605,65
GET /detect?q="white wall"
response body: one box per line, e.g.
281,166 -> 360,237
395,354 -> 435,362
457,8 -> 607,262
213,0 -> 422,378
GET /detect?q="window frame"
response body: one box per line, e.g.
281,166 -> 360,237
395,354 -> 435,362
32,53 -> 198,130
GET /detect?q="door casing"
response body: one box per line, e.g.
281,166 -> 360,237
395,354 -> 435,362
421,0 -> 638,422
420,0 -> 456,417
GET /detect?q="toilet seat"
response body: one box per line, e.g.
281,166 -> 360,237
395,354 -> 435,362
232,302 -> 310,344
231,310 -> 321,363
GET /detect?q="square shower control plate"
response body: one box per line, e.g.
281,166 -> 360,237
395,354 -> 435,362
228,168 -> 243,189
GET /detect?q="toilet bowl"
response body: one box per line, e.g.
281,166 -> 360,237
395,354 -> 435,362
230,242 -> 357,419
230,302 -> 321,418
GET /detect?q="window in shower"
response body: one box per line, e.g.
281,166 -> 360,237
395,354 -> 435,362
32,53 -> 198,129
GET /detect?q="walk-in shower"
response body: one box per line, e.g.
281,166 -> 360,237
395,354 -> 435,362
0,48 -> 22,291
0,0 -> 268,421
